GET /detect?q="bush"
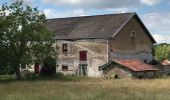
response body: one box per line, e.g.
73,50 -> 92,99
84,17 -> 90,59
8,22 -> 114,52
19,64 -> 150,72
20,69 -> 36,80
40,56 -> 56,76
0,75 -> 15,82
55,72 -> 64,77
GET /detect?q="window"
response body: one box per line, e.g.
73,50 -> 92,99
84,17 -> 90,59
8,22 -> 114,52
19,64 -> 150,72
130,31 -> 136,38
79,51 -> 87,61
62,65 -> 68,71
62,43 -> 68,53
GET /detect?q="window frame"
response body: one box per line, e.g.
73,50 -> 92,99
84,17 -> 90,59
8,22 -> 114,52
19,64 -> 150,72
62,43 -> 68,53
130,31 -> 136,38
62,65 -> 68,71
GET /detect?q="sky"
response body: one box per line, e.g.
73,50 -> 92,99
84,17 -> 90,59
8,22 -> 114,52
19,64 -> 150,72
0,0 -> 170,44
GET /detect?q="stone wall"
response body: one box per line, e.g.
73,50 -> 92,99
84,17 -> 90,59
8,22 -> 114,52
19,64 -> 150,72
110,16 -> 154,63
57,39 -> 108,77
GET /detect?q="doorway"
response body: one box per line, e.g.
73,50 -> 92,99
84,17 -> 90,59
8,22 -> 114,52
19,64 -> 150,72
79,64 -> 87,76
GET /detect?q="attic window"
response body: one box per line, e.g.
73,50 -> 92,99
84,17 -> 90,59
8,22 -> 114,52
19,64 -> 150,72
131,31 -> 136,38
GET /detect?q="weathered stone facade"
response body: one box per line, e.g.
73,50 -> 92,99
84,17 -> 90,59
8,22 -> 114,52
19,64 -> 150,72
101,61 -> 158,79
57,39 -> 108,77
45,13 -> 157,78
110,17 -> 153,63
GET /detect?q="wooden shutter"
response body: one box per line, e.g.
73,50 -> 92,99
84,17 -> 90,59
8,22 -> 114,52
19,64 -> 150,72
34,63 -> 39,74
79,51 -> 87,61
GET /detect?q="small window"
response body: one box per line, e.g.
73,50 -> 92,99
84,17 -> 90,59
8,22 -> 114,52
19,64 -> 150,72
131,31 -> 136,38
62,43 -> 68,53
62,65 -> 68,71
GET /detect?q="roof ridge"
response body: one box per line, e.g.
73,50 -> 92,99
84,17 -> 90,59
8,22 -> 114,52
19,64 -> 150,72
46,12 -> 136,20
112,13 -> 135,38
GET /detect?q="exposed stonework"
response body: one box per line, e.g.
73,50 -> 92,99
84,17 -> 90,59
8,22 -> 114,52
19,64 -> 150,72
57,39 -> 108,77
110,16 -> 153,63
44,13 -> 157,78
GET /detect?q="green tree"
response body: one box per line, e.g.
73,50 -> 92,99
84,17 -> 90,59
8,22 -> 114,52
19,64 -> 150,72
0,1 -> 57,79
154,43 -> 170,61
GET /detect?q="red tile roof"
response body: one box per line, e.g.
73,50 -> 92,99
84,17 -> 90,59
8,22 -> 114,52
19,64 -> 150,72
162,60 -> 170,65
114,59 -> 158,72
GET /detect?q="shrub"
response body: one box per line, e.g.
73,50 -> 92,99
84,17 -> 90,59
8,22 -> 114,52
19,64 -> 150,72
55,72 -> 64,77
40,56 -> 56,76
0,75 -> 15,81
20,69 -> 33,79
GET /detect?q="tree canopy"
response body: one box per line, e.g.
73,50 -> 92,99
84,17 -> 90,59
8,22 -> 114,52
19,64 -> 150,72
153,43 -> 170,61
0,1 -> 57,79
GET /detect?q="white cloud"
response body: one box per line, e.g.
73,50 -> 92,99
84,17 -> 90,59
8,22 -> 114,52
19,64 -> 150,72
42,0 -> 162,9
142,13 -> 170,43
44,7 -> 134,19
44,9 -> 86,18
42,0 -> 141,9
141,0 -> 162,6
143,13 -> 170,34
153,34 -> 170,43
105,8 -> 131,13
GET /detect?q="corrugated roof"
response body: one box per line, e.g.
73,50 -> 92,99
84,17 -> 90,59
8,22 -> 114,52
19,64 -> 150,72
115,59 -> 158,71
45,13 -> 135,40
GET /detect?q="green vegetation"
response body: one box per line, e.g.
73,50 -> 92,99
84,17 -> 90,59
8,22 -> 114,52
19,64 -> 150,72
1,77 -> 170,100
0,1 -> 57,79
153,43 -> 170,61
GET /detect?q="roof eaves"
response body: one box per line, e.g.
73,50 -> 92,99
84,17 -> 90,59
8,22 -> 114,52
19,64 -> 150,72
99,61 -> 114,70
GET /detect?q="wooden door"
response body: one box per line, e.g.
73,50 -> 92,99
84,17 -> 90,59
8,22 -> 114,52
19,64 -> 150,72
34,63 -> 39,74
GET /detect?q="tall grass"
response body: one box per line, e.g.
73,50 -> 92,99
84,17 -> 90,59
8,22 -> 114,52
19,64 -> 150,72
0,77 -> 170,100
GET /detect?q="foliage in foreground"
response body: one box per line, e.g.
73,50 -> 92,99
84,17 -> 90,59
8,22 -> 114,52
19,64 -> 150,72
0,1 -> 57,79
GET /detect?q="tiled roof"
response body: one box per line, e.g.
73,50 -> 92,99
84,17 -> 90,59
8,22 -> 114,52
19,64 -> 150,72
45,13 -> 134,40
162,60 -> 170,65
115,59 -> 158,72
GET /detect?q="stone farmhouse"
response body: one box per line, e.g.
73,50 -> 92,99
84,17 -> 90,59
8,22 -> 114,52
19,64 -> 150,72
44,12 -> 158,78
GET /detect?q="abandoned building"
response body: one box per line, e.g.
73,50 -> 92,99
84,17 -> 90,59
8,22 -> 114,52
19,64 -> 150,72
99,59 -> 158,78
44,12 -> 158,78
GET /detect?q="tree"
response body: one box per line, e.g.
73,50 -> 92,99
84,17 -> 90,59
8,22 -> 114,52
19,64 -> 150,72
154,43 -> 170,61
0,1 -> 57,79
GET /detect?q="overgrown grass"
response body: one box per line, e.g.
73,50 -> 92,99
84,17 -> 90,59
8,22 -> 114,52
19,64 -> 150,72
0,75 -> 15,82
1,76 -> 170,100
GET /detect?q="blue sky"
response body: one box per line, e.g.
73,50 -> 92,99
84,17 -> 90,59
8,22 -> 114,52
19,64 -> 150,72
1,0 -> 170,43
